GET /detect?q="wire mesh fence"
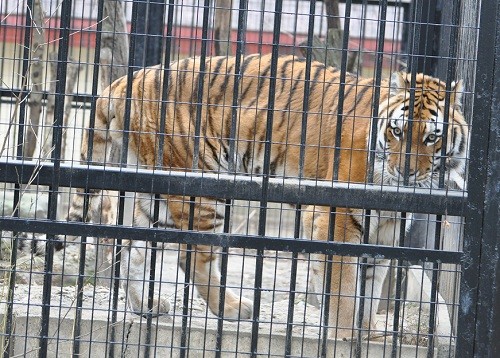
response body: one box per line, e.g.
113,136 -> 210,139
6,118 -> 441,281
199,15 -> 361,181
0,0 -> 498,357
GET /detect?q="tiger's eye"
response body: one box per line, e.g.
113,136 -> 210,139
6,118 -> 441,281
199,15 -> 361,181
392,127 -> 402,137
427,133 -> 436,142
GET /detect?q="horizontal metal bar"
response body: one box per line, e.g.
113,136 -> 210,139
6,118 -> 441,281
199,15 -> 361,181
0,160 -> 467,215
0,88 -> 92,109
0,217 -> 462,264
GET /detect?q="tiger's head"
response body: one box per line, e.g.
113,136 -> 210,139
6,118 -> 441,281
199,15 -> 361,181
373,72 -> 469,189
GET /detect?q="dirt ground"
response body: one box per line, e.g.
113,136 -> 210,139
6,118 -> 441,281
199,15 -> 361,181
1,234 -> 433,349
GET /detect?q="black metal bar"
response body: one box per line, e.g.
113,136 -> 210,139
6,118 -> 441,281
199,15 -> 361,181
321,0 -> 354,353
113,1 -> 143,355
2,0 -> 34,355
144,1 -> 175,357
471,1 -> 500,357
73,0 -> 106,355
15,0 -> 33,161
285,0 -> 317,354
360,2 -> 388,356
426,216 -> 442,357
181,2 -> 212,356
457,0 -> 498,356
215,1 -> 248,356
39,0 -> 73,356
0,217 -> 463,264
250,0 -> 284,354
0,161 -> 467,215
426,1 -> 461,354
132,0 -> 166,68
391,213 -> 409,357
331,1 -> 352,182
143,3 -> 168,355
413,0 -> 439,75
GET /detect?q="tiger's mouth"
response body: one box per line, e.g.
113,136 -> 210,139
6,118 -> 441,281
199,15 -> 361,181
380,165 -> 434,187
386,172 -> 433,187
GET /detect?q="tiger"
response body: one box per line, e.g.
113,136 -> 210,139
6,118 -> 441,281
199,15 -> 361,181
62,53 -> 468,339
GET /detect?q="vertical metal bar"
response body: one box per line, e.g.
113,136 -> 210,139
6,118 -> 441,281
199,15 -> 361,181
180,1 -> 211,356
39,0 -> 73,356
458,1 -> 499,356
72,0 -> 106,355
367,0 -> 387,184
215,0 -> 247,355
15,0 -> 33,161
285,0 -> 316,355
143,2 -> 168,355
388,1 -> 423,355
426,2 -> 460,355
474,24 -> 500,354
133,0 -> 166,68
331,1 -> 352,182
250,1 -> 283,355
426,216 -> 442,356
110,1 -> 143,356
319,1 -> 355,354
148,2 -> 175,356
2,0 -> 34,355
359,3 -> 388,356
391,214 -> 408,358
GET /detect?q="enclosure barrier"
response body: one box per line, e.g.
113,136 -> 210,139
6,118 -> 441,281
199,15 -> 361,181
0,0 -> 499,357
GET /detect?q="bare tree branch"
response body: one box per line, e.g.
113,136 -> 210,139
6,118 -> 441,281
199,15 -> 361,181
214,0 -> 233,56
25,0 -> 46,158
100,0 -> 129,89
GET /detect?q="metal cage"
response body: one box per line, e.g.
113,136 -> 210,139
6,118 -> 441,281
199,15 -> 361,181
0,0 -> 498,357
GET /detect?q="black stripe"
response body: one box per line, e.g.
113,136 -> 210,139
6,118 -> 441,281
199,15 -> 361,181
209,57 -> 227,88
247,62 -> 271,109
154,68 -> 161,96
179,58 -> 191,99
429,108 -> 438,118
240,77 -> 256,103
239,54 -> 257,75
350,215 -> 364,235
286,69 -> 304,110
203,137 -> 221,169
214,63 -> 235,105
256,63 -> 272,94
308,66 -> 325,97
279,58 -> 294,95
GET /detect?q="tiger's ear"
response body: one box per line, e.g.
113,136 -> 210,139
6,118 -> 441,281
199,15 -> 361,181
451,80 -> 464,107
390,72 -> 408,96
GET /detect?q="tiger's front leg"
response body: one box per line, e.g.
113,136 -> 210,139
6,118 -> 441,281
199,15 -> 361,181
303,207 -> 362,340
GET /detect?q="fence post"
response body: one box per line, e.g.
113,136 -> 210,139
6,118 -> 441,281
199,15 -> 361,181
474,0 -> 500,355
133,0 -> 166,67
458,0 -> 499,356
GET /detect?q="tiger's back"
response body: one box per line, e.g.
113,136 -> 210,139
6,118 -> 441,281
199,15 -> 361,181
96,53 -> 384,182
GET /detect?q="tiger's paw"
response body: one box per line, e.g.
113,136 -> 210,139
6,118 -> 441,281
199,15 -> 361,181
328,328 -> 357,341
128,296 -> 171,318
220,294 -> 253,320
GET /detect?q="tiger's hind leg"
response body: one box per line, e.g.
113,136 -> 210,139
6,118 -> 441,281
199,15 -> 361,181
178,243 -> 253,320
121,194 -> 253,319
174,197 -> 253,320
59,96 -> 120,262
123,240 -> 253,319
